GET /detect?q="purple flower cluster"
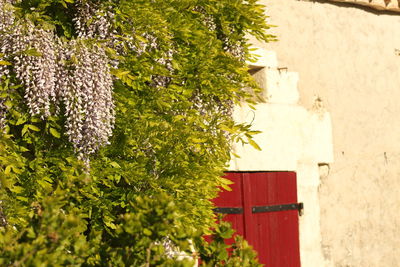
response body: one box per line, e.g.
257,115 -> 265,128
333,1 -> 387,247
61,41 -> 115,161
14,26 -> 58,118
0,0 -> 16,128
73,0 -> 115,41
0,100 -> 6,130
193,6 -> 217,32
0,0 -> 115,162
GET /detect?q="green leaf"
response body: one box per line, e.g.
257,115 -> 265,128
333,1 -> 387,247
0,60 -> 11,65
19,146 -> 29,152
49,128 -> 61,138
143,228 -> 152,236
218,249 -> 228,260
219,228 -> 234,239
248,139 -> 261,151
16,196 -> 29,202
104,216 -> 117,230
220,183 -> 232,191
4,165 -> 12,175
110,162 -> 121,168
21,124 -> 29,136
59,1 -> 67,8
23,48 -> 42,57
11,186 -> 23,194
16,117 -> 26,125
232,152 -> 241,158
28,124 -> 40,132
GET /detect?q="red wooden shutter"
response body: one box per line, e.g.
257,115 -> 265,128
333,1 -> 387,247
213,172 -> 301,267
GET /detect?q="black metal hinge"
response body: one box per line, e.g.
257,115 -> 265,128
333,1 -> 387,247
213,207 -> 243,214
252,203 -> 304,216
213,203 -> 304,216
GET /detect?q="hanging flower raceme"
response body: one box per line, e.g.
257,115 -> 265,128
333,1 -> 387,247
73,0 -> 115,40
1,1 -> 58,120
13,25 -> 58,118
73,0 -> 123,69
61,41 -> 115,161
0,0 -> 17,128
0,0 -> 18,66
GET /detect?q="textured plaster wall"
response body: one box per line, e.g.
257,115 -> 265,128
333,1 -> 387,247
228,49 -> 333,267
253,0 -> 400,266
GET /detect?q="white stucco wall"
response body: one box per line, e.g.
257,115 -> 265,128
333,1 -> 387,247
252,1 -> 400,266
228,49 -> 334,267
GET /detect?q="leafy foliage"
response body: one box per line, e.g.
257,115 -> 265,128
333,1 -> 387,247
0,0 -> 274,265
197,219 -> 262,267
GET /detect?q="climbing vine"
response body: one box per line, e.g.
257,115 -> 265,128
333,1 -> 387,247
0,0 -> 274,265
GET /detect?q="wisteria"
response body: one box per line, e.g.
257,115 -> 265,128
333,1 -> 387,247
193,5 -> 244,59
0,0 -> 221,162
0,0 -> 15,128
13,26 -> 58,118
193,6 -> 217,32
62,41 -> 114,161
223,38 -> 245,60
73,0 -> 115,40
0,0 -> 115,162
73,0 -> 178,88
0,200 -> 6,227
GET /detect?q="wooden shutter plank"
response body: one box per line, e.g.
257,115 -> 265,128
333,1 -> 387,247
213,172 -> 245,238
248,172 -> 300,267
